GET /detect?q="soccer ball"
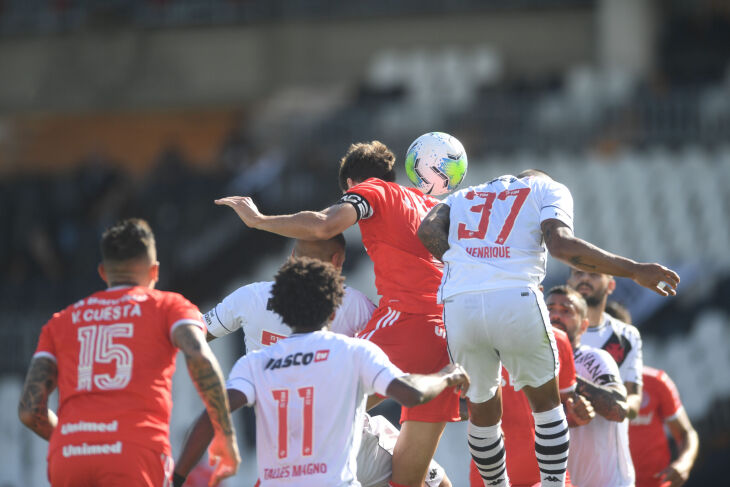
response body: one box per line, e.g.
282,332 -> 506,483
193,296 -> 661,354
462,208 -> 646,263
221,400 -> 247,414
405,132 -> 468,195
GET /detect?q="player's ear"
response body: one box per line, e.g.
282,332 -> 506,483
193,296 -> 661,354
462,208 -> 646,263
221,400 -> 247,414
332,251 -> 345,270
98,263 -> 109,285
149,261 -> 160,284
607,277 -> 616,295
580,317 -> 590,334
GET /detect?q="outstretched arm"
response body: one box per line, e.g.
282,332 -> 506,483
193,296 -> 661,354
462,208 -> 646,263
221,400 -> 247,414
575,376 -> 628,422
418,203 -> 451,261
174,389 -> 248,486
215,197 -> 358,240
659,408 -> 699,487
541,219 -> 680,296
18,356 -> 58,440
386,364 -> 469,408
172,324 -> 240,484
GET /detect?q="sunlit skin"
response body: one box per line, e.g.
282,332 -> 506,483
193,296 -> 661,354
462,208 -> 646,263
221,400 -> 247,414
546,293 -> 589,348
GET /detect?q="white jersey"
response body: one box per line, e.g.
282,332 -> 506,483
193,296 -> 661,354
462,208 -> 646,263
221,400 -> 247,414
581,312 -> 643,386
438,174 -> 573,302
203,281 -> 375,352
568,344 -> 635,487
357,415 -> 445,487
227,331 -> 404,487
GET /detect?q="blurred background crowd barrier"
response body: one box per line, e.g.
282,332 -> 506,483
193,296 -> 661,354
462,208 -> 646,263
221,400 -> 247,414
1,0 -> 729,485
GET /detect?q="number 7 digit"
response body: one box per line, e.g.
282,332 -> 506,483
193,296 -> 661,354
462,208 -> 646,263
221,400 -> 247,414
495,188 -> 530,244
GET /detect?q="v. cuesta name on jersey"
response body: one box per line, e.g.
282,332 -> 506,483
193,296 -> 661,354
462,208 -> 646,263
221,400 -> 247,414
264,350 -> 330,370
71,304 -> 142,324
464,246 -> 511,259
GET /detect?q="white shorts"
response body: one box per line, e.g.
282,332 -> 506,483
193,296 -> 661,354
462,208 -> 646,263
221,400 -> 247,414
443,287 -> 559,403
357,414 -> 445,487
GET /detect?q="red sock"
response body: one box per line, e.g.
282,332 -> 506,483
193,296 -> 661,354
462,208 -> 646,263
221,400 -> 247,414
389,482 -> 410,487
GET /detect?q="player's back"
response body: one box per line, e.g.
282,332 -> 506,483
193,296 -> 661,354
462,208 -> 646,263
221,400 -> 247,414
345,178 -> 442,313
204,281 -> 375,352
35,286 -> 203,457
227,330 -> 402,486
439,174 -> 573,300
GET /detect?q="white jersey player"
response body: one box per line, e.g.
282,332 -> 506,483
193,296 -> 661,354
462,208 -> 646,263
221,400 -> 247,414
418,169 -> 679,487
581,312 -> 643,390
204,281 -> 375,350
174,258 -> 469,487
193,236 -> 447,487
569,344 -> 635,487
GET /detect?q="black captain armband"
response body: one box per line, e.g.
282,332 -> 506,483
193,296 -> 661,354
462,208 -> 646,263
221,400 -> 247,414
339,193 -> 373,221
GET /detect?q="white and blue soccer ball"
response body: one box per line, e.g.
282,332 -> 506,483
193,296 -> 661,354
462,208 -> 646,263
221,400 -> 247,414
405,132 -> 468,195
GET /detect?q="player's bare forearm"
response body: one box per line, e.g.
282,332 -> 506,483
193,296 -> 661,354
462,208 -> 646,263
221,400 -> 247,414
418,204 -> 451,260
216,196 -> 356,240
175,409 -> 215,478
625,382 -> 641,420
173,325 -> 235,438
387,364 -> 469,408
666,409 -> 699,484
543,220 -> 637,276
575,376 -> 628,422
18,357 -> 58,440
542,219 -> 679,295
176,388 -> 247,480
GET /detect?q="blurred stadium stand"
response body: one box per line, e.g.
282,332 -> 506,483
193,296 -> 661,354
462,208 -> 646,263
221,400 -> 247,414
1,0 -> 730,485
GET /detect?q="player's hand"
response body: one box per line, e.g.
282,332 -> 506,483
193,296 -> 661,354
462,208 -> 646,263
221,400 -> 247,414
440,364 -> 470,394
631,263 -> 679,296
215,196 -> 263,228
565,394 -> 594,426
207,432 -> 240,486
655,462 -> 690,487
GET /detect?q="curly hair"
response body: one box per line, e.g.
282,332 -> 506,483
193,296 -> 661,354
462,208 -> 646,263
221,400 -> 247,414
270,257 -> 345,332
338,141 -> 396,191
100,218 -> 156,263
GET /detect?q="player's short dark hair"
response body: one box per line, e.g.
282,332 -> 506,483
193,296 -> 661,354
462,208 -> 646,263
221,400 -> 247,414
100,219 -> 156,263
270,257 -> 345,332
338,141 -> 396,191
545,284 -> 588,319
517,168 -> 551,179
605,300 -> 632,324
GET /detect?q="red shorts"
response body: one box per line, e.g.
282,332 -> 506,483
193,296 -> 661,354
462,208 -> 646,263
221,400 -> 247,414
48,441 -> 173,487
357,306 -> 460,423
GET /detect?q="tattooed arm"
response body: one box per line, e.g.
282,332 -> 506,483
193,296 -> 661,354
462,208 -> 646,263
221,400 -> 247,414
18,357 -> 58,440
418,203 -> 451,261
172,324 -> 240,483
541,219 -> 679,296
575,375 -> 628,422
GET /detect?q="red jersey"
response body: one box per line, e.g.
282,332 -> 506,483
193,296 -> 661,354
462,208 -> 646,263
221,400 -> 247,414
469,329 -> 576,487
629,367 -> 683,487
34,286 -> 205,457
343,178 -> 442,314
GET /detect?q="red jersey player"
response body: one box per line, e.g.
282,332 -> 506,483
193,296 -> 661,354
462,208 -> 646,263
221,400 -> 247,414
468,328 -> 593,487
629,366 -> 699,487
17,219 -> 240,487
216,141 -> 460,487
